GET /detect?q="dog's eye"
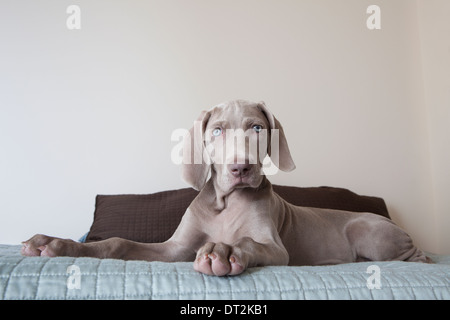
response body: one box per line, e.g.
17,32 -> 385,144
252,125 -> 263,133
212,128 -> 222,137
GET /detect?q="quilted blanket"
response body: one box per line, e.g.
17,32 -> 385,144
1,245 -> 449,300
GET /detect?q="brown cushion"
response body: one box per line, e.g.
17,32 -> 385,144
85,188 -> 198,243
272,185 -> 389,217
85,185 -> 389,243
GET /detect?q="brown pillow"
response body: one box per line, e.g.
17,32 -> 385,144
272,185 -> 389,217
85,185 -> 389,243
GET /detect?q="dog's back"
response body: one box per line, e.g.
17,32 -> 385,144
272,188 -> 429,265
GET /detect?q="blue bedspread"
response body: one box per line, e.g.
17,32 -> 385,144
1,245 -> 449,299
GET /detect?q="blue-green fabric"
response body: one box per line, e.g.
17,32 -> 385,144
1,245 -> 449,299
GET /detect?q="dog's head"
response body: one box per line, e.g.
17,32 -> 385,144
182,100 -> 295,191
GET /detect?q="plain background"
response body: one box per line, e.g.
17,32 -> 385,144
0,0 -> 449,254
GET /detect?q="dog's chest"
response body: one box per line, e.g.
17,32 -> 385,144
193,187 -> 272,243
204,201 -> 260,243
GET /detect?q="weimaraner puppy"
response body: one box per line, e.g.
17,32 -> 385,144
22,100 -> 429,276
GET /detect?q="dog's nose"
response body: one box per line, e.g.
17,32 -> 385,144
229,163 -> 251,177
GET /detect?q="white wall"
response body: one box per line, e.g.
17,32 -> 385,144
0,1 -> 447,253
418,0 -> 450,254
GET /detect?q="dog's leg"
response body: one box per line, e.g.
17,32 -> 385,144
22,210 -> 206,261
346,215 -> 429,263
194,237 -> 289,276
21,234 -> 195,262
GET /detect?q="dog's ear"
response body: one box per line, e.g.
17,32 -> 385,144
181,110 -> 212,190
257,101 -> 296,172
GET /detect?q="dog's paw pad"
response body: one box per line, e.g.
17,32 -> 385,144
194,255 -> 214,275
229,255 -> 245,275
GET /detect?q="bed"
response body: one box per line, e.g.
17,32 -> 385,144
1,186 -> 449,300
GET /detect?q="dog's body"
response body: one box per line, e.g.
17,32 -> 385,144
22,100 -> 428,276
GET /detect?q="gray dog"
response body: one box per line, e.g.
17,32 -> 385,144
22,100 -> 429,276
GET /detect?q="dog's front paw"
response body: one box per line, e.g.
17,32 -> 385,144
194,242 -> 247,276
21,234 -> 77,257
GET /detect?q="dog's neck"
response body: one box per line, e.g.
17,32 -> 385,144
203,173 -> 271,212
